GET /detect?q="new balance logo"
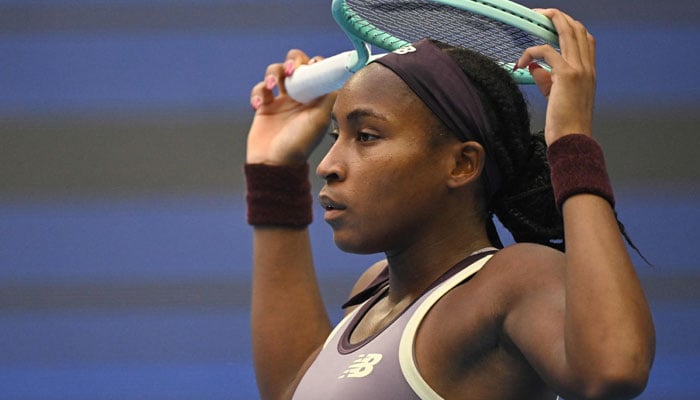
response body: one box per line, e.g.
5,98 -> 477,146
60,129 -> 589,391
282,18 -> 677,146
393,45 -> 416,54
338,353 -> 383,379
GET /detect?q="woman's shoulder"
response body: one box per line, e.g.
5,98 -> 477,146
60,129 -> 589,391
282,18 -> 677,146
423,243 -> 567,360
465,243 -> 567,303
490,242 -> 564,271
342,259 -> 389,314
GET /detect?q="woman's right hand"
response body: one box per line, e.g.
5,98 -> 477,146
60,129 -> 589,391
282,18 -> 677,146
247,49 -> 337,166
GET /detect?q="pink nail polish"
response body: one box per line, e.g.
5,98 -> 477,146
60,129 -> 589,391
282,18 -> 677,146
251,95 -> 262,110
284,60 -> 294,76
265,75 -> 277,90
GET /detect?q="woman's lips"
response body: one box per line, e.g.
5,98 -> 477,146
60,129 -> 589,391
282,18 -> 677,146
319,193 -> 346,220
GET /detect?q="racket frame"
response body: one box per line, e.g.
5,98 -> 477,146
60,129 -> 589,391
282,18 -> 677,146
285,0 -> 560,102
334,0 -> 559,82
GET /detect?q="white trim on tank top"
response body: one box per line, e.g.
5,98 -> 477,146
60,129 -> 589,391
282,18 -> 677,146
398,254 -> 494,399
323,308 -> 360,349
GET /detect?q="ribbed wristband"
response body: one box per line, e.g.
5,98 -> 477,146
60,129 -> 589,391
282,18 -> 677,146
547,134 -> 615,211
244,163 -> 313,227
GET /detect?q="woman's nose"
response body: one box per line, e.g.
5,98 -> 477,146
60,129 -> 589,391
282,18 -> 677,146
316,143 -> 344,183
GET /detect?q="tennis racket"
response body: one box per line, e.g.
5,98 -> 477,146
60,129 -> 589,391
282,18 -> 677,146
286,0 -> 560,103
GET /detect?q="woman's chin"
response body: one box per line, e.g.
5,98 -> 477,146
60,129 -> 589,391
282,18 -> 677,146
332,234 -> 381,255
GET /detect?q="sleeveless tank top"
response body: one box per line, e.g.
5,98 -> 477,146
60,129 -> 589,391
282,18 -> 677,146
292,251 -> 495,399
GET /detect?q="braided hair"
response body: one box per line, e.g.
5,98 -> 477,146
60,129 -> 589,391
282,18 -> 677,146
431,40 -> 565,250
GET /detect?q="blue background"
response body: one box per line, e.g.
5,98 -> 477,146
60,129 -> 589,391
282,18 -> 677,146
1,1 -> 699,398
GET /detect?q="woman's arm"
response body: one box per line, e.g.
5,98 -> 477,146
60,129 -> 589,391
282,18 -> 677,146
247,50 -> 337,400
507,8 -> 655,399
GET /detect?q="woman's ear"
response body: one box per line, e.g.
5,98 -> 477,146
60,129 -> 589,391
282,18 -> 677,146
446,141 -> 485,189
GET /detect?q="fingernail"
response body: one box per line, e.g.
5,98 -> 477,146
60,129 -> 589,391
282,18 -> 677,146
251,95 -> 262,110
284,60 -> 294,76
265,75 -> 277,90
512,62 -> 520,71
308,57 -> 317,65
528,62 -> 542,73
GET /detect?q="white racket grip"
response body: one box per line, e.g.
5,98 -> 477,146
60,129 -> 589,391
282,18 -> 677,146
285,51 -> 357,103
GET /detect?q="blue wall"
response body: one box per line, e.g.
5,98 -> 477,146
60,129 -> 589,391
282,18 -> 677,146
1,1 -> 699,398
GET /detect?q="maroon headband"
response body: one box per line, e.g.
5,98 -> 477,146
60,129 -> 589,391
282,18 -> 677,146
373,39 -> 502,198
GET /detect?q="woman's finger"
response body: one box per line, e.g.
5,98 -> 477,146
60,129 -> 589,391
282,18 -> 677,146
514,44 -> 562,71
250,80 -> 276,111
263,62 -> 285,96
251,49 -> 329,112
538,8 -> 595,77
278,52 -> 324,96
528,63 -> 553,98
565,13 -> 595,75
587,31 -> 596,70
284,49 -> 311,75
537,8 -> 582,67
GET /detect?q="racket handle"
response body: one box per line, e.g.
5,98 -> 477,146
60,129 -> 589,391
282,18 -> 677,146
285,51 -> 357,103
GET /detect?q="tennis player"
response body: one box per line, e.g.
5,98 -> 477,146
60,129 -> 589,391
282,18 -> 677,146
245,8 -> 654,400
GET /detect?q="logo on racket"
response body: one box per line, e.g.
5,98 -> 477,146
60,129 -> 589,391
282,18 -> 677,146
393,45 -> 416,55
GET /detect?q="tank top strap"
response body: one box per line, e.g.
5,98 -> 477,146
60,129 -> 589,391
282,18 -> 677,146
398,253 -> 495,399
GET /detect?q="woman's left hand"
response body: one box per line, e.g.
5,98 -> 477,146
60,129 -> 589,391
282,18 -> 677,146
515,8 -> 596,145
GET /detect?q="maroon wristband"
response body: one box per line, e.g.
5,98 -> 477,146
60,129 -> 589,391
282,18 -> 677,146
244,163 -> 313,227
547,134 -> 615,211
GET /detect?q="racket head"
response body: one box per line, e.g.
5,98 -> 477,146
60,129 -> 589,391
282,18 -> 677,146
332,0 -> 560,84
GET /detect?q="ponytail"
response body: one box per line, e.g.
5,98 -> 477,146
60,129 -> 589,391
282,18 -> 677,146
435,41 -> 565,250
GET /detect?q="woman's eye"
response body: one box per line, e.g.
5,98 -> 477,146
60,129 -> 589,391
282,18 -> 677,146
357,132 -> 377,142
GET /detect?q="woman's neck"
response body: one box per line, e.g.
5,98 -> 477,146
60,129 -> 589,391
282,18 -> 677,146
383,223 -> 493,305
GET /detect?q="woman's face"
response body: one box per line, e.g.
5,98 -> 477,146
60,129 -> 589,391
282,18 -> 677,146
317,63 -> 459,255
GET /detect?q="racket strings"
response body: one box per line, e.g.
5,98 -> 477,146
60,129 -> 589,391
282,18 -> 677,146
348,11 -> 409,49
345,0 -> 556,64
